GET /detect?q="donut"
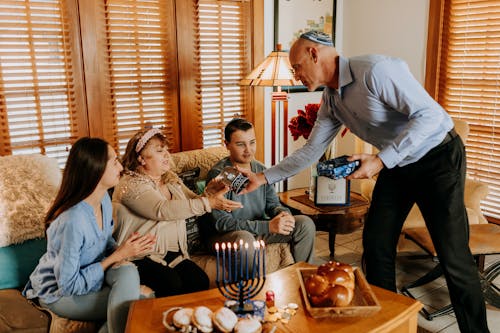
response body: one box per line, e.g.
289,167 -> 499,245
234,317 -> 262,333
212,307 -> 238,333
172,307 -> 193,329
192,306 -> 213,333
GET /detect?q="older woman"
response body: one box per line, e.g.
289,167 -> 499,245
112,128 -> 242,297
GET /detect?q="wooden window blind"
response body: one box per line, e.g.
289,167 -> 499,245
427,0 -> 500,220
194,0 -> 251,147
103,0 -> 180,154
0,0 -> 86,165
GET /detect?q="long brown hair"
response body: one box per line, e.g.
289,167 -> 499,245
44,137 -> 109,229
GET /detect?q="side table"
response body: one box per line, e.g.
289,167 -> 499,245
278,187 -> 370,257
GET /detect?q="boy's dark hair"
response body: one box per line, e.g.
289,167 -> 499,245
224,118 -> 253,142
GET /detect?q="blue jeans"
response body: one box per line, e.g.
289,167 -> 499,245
41,263 -> 140,333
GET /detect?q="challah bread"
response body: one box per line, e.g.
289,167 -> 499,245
305,261 -> 355,307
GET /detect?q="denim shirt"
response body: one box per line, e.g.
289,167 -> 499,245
264,54 -> 454,184
23,194 -> 116,304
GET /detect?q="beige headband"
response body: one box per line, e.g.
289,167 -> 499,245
135,128 -> 163,153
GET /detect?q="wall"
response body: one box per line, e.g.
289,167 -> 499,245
341,0 -> 429,82
281,0 -> 430,190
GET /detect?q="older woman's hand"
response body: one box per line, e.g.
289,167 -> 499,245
206,186 -> 243,212
204,177 -> 227,196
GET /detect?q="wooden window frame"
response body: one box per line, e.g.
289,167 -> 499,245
425,0 -> 500,223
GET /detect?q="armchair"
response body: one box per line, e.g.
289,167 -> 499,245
359,119 -> 490,255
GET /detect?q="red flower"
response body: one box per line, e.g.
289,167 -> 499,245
288,103 -> 321,141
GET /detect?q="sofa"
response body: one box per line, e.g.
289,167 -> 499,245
0,147 -> 293,332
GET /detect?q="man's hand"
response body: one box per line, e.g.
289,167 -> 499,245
236,166 -> 267,195
346,153 -> 384,180
269,211 -> 295,235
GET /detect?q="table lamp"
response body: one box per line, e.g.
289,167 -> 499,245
239,44 -> 301,191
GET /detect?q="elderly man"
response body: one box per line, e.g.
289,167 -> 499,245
239,31 -> 488,333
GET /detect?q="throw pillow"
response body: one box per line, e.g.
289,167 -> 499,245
185,216 -> 206,254
0,238 -> 47,289
178,167 -> 201,194
0,154 -> 61,247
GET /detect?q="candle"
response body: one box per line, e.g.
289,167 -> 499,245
227,242 -> 232,282
239,239 -> 244,279
215,243 -> 220,283
221,242 -> 226,282
245,242 -> 249,280
233,242 -> 238,281
260,240 -> 266,277
252,241 -> 258,278
256,241 -> 260,278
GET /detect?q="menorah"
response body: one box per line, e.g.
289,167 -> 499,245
215,239 -> 266,314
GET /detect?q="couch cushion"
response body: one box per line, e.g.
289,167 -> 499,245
0,238 -> 46,289
0,289 -> 49,332
178,167 -> 201,193
170,146 -> 228,180
186,216 -> 206,254
0,154 -> 61,247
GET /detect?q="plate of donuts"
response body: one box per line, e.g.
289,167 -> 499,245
297,261 -> 381,318
163,305 -> 263,333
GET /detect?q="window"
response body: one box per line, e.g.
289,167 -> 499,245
102,0 -> 180,153
195,0 -> 251,147
426,0 -> 500,221
0,0 -> 87,165
0,0 -> 262,162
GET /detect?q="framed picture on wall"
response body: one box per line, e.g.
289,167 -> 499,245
274,0 -> 336,92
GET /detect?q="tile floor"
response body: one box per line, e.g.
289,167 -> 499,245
312,229 -> 500,333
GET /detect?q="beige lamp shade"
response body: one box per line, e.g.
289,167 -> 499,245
239,44 -> 301,87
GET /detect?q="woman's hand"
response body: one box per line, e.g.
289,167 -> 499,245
206,185 -> 243,212
204,177 -> 227,196
115,232 -> 156,259
102,233 -> 156,270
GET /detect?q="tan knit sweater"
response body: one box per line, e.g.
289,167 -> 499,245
112,171 -> 211,267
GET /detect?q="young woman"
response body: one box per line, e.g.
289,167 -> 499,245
23,137 -> 156,333
112,128 -> 242,297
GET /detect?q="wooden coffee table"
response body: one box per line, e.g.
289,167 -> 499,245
278,188 -> 370,257
126,262 -> 422,333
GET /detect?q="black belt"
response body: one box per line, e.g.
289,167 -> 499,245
437,128 -> 458,148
